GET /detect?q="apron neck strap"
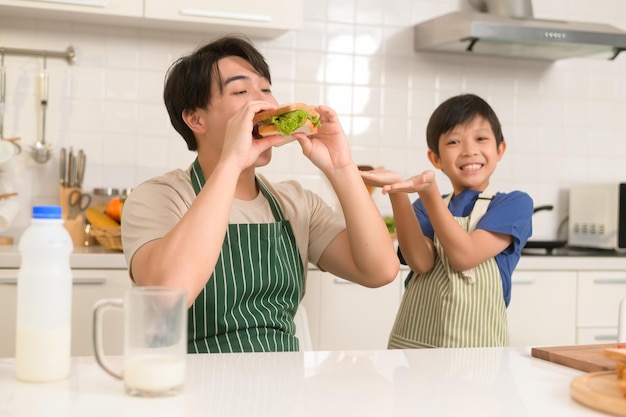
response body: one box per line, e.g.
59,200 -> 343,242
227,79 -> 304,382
190,158 -> 285,222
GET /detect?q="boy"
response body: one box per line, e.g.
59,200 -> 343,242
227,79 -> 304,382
361,94 -> 533,348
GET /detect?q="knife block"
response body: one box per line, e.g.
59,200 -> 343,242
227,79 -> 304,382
59,186 -> 87,247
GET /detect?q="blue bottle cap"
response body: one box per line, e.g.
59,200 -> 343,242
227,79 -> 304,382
32,205 -> 63,219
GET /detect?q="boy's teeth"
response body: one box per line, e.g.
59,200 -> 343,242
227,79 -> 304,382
462,163 -> 481,171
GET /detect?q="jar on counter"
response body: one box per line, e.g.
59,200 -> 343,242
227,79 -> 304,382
92,188 -> 119,212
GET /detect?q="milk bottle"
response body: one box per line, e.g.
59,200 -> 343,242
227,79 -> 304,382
15,205 -> 73,382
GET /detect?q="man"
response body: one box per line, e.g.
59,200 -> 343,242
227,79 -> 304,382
121,35 -> 399,353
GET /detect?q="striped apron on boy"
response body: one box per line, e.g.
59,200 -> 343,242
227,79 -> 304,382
388,189 -> 509,348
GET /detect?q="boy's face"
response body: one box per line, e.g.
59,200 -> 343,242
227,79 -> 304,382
427,116 -> 506,194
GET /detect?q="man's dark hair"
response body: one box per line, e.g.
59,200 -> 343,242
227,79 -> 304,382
163,34 -> 272,151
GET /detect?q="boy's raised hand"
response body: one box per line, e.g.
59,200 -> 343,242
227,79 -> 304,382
359,168 -> 403,188
381,170 -> 437,195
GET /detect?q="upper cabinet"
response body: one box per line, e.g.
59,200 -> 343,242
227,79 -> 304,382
144,0 -> 302,38
0,0 -> 142,18
0,0 -> 302,38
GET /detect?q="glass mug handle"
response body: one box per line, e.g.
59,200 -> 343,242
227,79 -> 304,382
92,298 -> 124,380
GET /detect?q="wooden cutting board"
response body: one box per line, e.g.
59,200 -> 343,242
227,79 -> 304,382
570,371 -> 626,417
531,343 -> 618,372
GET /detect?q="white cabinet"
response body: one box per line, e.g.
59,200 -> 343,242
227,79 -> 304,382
506,271 -> 577,347
577,271 -> 626,344
0,0 -> 301,38
144,0 -> 302,37
301,268 -> 405,351
0,0 -> 142,19
0,268 -> 131,358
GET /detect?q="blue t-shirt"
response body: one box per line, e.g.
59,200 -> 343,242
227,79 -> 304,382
399,189 -> 533,307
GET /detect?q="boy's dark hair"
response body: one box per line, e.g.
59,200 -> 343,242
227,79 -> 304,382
426,94 -> 504,156
163,34 -> 272,151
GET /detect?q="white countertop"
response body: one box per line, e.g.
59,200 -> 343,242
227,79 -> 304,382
0,347 -> 609,417
1,241 -> 625,272
0,245 -> 127,269
517,253 -> 626,271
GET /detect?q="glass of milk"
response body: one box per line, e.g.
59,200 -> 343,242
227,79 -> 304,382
92,286 -> 187,397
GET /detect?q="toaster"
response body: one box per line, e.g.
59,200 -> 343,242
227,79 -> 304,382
568,182 -> 626,251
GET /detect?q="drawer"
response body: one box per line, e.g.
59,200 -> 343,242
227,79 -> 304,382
0,269 -> 131,357
577,271 -> 626,327
507,271 -> 577,347
577,327 -> 619,344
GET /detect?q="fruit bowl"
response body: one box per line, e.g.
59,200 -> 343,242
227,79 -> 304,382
90,226 -> 122,251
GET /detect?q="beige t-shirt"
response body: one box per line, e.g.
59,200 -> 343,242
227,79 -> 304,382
121,166 -> 346,276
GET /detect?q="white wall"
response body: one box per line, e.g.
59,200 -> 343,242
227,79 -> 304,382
1,0 -> 626,242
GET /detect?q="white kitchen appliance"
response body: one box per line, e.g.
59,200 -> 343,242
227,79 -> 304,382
568,182 -> 626,251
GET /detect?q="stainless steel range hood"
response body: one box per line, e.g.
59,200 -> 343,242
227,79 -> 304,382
413,10 -> 626,61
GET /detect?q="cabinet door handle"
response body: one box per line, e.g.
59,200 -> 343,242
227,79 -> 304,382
512,277 -> 534,284
0,277 -> 106,285
73,277 -> 107,285
20,0 -> 108,8
594,278 -> 626,284
594,334 -> 617,341
179,8 -> 272,23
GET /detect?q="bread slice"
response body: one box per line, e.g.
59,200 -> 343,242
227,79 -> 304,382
253,103 -> 312,125
604,347 -> 626,394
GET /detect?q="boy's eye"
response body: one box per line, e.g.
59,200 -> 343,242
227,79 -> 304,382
234,90 -> 247,95
262,88 -> 272,94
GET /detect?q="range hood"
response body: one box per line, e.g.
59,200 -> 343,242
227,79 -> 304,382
413,10 -> 626,61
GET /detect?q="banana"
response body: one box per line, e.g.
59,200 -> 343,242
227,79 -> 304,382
85,207 -> 120,227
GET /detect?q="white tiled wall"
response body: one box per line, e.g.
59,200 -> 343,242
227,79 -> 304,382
1,0 -> 626,242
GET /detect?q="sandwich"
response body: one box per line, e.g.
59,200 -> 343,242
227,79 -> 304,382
604,347 -> 626,394
253,103 -> 321,146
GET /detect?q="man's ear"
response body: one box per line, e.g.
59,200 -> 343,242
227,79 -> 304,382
427,149 -> 443,170
182,109 -> 207,134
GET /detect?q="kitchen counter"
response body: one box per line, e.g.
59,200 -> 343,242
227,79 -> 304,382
0,347 -> 607,416
0,245 -> 127,269
519,246 -> 626,271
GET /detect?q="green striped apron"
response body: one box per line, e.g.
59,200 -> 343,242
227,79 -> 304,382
188,159 -> 304,353
388,190 -> 509,348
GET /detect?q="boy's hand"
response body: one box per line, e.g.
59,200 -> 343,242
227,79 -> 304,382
359,168 -> 403,188
382,170 -> 437,194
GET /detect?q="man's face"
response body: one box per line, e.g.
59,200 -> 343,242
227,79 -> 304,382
203,56 -> 278,158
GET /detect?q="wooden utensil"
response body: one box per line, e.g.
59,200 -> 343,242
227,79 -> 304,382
531,343 -> 618,373
571,371 -> 626,417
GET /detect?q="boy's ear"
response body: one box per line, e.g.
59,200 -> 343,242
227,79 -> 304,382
427,149 -> 443,169
497,140 -> 507,159
182,109 -> 207,134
